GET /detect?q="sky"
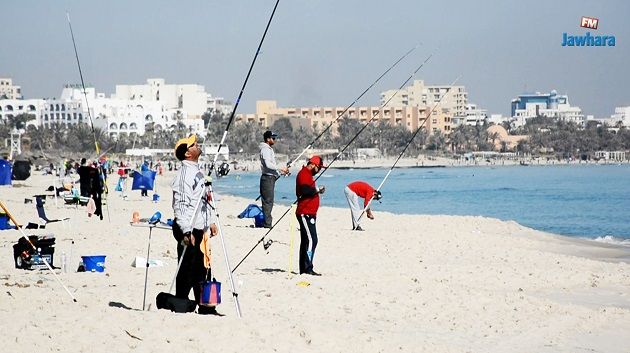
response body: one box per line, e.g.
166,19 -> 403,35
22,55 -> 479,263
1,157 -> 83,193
1,0 -> 628,118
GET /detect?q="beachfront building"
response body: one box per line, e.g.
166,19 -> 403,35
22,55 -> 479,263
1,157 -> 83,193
113,78 -> 208,119
486,125 -> 528,151
0,78 -> 23,100
236,100 -> 452,136
19,85 -> 203,137
452,103 -> 489,127
207,95 -> 233,116
380,80 -> 468,118
511,90 -> 585,127
609,106 -> 630,127
0,98 -> 44,127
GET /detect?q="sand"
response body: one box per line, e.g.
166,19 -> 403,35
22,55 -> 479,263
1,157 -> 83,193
0,170 -> 629,353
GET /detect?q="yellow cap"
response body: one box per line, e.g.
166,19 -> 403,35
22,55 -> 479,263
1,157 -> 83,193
174,135 -> 197,160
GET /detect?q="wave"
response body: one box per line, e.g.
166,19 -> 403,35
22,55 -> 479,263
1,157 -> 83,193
590,235 -> 630,247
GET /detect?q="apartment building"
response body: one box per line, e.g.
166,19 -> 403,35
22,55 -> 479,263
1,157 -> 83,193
236,100 -> 451,136
380,79 -> 468,118
0,78 -> 23,99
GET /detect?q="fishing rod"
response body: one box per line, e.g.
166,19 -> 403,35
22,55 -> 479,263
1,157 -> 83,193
232,53 -> 434,272
208,0 -> 280,174
0,201 -> 77,302
170,0 -> 282,318
67,13 -> 99,156
67,12 -> 110,221
253,45 -> 418,201
355,75 -> 462,225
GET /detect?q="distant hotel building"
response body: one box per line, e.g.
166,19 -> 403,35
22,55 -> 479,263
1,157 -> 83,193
510,90 -> 584,127
236,100 -> 452,136
0,78 -> 233,137
610,106 -> 630,127
0,78 -> 22,99
380,80 -> 468,118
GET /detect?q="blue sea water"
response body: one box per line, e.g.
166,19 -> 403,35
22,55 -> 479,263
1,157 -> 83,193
214,164 -> 630,242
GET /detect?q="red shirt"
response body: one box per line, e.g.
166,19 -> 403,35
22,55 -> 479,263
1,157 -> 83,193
296,166 -> 319,215
348,181 -> 375,207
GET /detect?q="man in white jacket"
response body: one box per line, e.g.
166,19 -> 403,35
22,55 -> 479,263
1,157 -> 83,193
171,134 -> 218,314
259,130 -> 289,228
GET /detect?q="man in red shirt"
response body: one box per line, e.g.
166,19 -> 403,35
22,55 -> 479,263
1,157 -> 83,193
295,155 -> 326,276
344,181 -> 382,231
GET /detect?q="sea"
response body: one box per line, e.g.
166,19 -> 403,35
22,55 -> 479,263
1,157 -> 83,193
213,164 -> 630,245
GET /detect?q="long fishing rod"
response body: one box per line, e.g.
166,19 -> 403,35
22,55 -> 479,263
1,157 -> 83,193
0,201 -> 77,302
170,0 -> 282,318
67,13 -> 99,156
67,12 -> 110,221
356,75 -> 462,225
253,45 -> 418,201
232,53 -> 433,272
208,0 -> 280,173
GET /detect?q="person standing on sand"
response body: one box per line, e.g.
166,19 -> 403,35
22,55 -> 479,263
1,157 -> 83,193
344,180 -> 381,231
259,130 -> 289,228
171,134 -> 219,315
296,155 -> 326,276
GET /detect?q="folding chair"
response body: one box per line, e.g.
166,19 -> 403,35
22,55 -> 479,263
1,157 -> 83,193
35,196 -> 70,229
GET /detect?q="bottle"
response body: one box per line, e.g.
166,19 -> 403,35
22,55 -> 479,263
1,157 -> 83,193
61,251 -> 67,273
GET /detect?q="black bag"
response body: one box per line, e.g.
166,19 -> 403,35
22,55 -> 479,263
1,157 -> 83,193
156,292 -> 196,313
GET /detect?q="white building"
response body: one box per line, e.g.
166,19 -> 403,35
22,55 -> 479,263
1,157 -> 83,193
0,78 -> 23,99
453,103 -> 488,127
3,84 -> 204,137
207,94 -> 233,116
610,106 -> 630,127
0,98 -> 43,127
114,78 -> 208,119
511,90 -> 585,128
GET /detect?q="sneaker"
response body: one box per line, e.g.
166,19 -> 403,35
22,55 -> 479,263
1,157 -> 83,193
353,226 -> 364,231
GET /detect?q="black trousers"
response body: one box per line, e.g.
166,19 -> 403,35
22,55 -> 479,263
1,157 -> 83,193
260,175 -> 277,227
296,214 -> 318,274
173,224 -> 209,304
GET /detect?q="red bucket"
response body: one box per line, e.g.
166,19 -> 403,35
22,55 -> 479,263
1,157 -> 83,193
200,280 -> 221,306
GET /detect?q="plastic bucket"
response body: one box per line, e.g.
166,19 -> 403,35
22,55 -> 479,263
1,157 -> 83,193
82,255 -> 106,272
200,280 -> 221,306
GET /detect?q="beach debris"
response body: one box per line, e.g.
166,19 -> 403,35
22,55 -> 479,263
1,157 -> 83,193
296,281 -> 310,287
124,330 -> 143,341
4,282 -> 30,288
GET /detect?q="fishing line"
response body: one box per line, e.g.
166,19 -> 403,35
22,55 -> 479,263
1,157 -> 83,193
233,53 -> 434,272
172,0 -> 282,318
356,75 -> 462,224
253,44 -> 419,201
66,12 -> 110,221
208,0 -> 281,174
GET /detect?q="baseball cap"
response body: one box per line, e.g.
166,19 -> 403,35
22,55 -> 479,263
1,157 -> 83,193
373,190 -> 382,201
263,130 -> 278,140
174,134 -> 197,160
308,155 -> 327,168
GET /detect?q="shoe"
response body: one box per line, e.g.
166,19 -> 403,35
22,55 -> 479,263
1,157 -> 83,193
304,270 -> 321,276
353,226 -> 364,231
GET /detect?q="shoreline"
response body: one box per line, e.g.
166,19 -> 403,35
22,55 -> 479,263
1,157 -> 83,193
1,171 -> 630,352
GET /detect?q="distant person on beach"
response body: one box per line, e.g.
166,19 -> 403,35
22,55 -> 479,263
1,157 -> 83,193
344,181 -> 381,231
77,158 -> 92,197
140,160 -> 150,197
259,130 -> 289,228
171,134 -> 219,315
295,155 -> 326,276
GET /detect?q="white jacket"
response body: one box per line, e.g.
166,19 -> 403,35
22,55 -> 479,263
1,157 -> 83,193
171,160 -> 216,233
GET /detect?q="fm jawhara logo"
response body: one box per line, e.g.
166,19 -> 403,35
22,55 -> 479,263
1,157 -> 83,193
562,16 -> 615,47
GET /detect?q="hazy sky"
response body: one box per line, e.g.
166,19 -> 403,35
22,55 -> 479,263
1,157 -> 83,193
1,0 -> 628,117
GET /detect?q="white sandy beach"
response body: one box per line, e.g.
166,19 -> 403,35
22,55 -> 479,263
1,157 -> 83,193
1,171 -> 629,353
